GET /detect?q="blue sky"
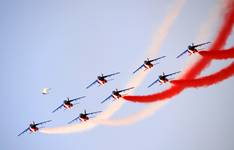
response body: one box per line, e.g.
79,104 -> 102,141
1,0 -> 234,150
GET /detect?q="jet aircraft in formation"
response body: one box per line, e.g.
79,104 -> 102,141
101,87 -> 134,104
133,56 -> 166,74
86,72 -> 120,89
18,120 -> 52,136
20,41 -> 211,136
148,71 -> 181,88
52,96 -> 86,113
68,110 -> 102,123
176,42 -> 211,58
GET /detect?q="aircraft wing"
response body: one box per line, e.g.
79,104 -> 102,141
194,42 -> 211,48
176,49 -> 188,58
148,79 -> 160,88
68,116 -> 80,124
35,120 -> 52,126
103,72 -> 120,78
17,127 -> 29,136
70,96 -> 86,102
150,56 -> 166,62
52,104 -> 64,113
86,80 -> 98,89
133,64 -> 144,74
165,71 -> 181,77
119,87 -> 134,93
87,111 -> 102,115
101,95 -> 113,104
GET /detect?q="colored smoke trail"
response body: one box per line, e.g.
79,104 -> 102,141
40,0 -> 187,134
100,0 -> 229,127
171,61 -> 234,88
123,0 -> 234,103
199,47 -> 234,59
99,0 -> 224,127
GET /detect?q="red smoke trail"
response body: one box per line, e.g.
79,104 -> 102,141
123,0 -> 234,103
199,47 -> 234,59
171,61 -> 234,88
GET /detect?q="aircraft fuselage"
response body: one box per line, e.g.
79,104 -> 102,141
79,114 -> 89,122
112,91 -> 122,100
97,76 -> 107,85
159,76 -> 169,83
144,61 -> 154,69
188,46 -> 198,54
63,101 -> 73,109
29,125 -> 38,133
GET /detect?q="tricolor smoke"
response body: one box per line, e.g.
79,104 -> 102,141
98,0 -> 223,127
199,47 -> 234,59
40,0 -> 187,134
123,0 -> 234,103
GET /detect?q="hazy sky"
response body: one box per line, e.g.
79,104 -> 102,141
1,0 -> 233,150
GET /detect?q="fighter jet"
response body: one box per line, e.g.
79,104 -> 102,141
133,56 -> 166,74
86,72 -> 120,89
176,42 -> 211,58
148,71 -> 181,88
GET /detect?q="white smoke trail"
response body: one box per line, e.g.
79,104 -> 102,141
195,3 -> 223,43
98,0 -> 222,127
146,0 -> 186,57
98,100 -> 169,126
40,0 -> 186,134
